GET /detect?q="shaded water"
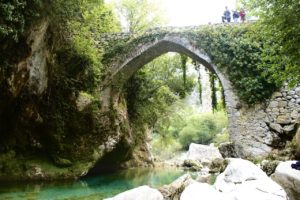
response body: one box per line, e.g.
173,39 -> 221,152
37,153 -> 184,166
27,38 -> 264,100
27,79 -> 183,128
0,168 -> 191,200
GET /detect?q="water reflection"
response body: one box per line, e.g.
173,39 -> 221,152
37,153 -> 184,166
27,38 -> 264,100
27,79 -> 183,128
0,168 -> 190,200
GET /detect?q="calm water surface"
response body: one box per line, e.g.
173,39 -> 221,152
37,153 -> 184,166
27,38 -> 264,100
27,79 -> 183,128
0,168 -> 191,200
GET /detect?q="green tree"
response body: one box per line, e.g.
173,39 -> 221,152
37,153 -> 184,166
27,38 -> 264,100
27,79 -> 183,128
113,0 -> 167,32
242,0 -> 300,86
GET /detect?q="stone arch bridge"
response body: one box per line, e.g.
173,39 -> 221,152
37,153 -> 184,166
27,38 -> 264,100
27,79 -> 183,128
98,25 -> 300,158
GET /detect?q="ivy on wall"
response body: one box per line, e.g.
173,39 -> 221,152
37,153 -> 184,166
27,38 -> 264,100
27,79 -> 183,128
101,24 -> 279,105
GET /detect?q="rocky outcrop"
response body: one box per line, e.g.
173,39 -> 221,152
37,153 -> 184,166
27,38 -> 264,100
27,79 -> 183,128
186,143 -> 222,162
182,159 -> 203,171
159,174 -> 194,200
180,182 -> 224,200
218,142 -> 238,158
214,158 -> 288,200
260,160 -> 280,176
271,161 -> 300,200
104,185 -> 164,200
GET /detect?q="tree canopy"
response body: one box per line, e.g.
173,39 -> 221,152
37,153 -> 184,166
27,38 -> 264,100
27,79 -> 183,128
242,0 -> 300,86
112,0 -> 167,32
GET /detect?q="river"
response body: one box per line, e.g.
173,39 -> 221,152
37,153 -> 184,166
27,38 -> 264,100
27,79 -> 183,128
0,167 -> 192,199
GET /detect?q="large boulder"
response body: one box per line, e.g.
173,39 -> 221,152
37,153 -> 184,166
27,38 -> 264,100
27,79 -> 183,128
180,182 -> 226,200
271,161 -> 300,200
186,143 -> 222,162
159,174 -> 194,200
214,158 -> 288,200
104,185 -> 163,200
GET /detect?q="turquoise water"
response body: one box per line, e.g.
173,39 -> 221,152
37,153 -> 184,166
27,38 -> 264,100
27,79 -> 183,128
0,168 -> 190,200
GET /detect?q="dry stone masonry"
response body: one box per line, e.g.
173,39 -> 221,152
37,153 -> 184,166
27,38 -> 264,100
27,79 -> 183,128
100,25 -> 300,159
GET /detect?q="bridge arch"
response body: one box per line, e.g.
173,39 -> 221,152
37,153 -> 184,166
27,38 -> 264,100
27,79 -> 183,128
105,35 -> 240,123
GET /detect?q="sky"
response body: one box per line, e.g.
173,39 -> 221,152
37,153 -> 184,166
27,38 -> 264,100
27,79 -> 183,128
163,0 -> 237,26
106,0 -> 238,26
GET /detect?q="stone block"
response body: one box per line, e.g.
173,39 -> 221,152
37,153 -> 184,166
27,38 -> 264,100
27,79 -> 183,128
291,110 -> 299,119
269,123 -> 283,133
295,87 -> 300,96
272,92 -> 283,98
277,115 -> 291,125
269,101 -> 278,108
283,124 -> 295,134
278,100 -> 287,108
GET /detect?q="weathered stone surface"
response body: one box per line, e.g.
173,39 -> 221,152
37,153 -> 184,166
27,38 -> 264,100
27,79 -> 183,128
273,92 -> 283,98
296,128 -> 300,159
104,185 -> 164,200
196,171 -> 212,183
183,159 -> 203,171
295,88 -> 300,96
277,114 -> 292,125
269,101 -> 279,108
209,158 -> 227,173
270,123 -> 283,133
159,174 -> 193,200
260,160 -> 280,176
291,110 -> 299,119
278,100 -> 288,108
218,142 -> 238,158
186,143 -> 222,162
271,161 -> 300,200
283,124 -> 295,134
180,182 -> 224,200
27,20 -> 49,95
214,158 -> 287,200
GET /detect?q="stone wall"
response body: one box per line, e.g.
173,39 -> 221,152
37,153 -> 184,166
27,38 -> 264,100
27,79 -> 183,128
232,85 -> 300,158
101,26 -> 300,160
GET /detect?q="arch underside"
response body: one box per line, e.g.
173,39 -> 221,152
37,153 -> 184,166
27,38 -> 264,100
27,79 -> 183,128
108,35 -> 240,115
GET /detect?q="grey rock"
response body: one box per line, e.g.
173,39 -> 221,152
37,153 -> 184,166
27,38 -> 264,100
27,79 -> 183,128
159,174 -> 194,200
261,160 -> 280,176
269,123 -> 283,133
272,92 -> 283,98
180,182 -> 224,200
218,142 -> 238,158
277,115 -> 292,125
278,101 -> 287,108
288,91 -> 296,96
283,124 -> 295,134
295,87 -> 300,96
271,161 -> 300,200
269,101 -> 279,108
186,143 -> 222,162
183,159 -> 203,171
291,110 -> 300,119
214,158 -> 288,200
105,186 -> 164,200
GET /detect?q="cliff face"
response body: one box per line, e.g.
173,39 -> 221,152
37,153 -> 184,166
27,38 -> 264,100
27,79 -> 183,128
0,19 -> 135,180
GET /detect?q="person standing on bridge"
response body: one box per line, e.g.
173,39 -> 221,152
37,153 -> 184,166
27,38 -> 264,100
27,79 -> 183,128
233,10 -> 240,22
222,6 -> 231,23
239,9 -> 246,22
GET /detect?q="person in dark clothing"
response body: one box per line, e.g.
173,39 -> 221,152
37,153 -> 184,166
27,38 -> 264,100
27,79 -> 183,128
233,10 -> 239,22
291,161 -> 300,170
222,6 -> 231,23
